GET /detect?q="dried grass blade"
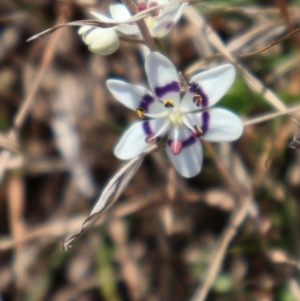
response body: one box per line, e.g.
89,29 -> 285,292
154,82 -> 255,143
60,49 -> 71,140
26,20 -> 117,42
240,27 -> 300,57
62,144 -> 160,251
227,20 -> 285,53
190,196 -> 253,301
26,3 -> 167,42
184,7 -> 287,112
0,135 -> 20,153
243,104 -> 300,126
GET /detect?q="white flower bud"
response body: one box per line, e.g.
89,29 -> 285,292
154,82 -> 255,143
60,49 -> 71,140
79,27 -> 119,55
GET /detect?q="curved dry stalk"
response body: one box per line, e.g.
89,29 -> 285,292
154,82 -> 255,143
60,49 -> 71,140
243,104 -> 300,126
121,0 -> 157,51
62,144 -> 162,251
27,0 -> 196,43
190,196 -> 252,301
0,135 -> 20,154
240,27 -> 300,57
26,3 -> 165,42
27,20 -> 117,42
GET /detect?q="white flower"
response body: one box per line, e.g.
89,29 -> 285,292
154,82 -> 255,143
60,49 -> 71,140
78,0 -> 188,55
106,52 -> 243,178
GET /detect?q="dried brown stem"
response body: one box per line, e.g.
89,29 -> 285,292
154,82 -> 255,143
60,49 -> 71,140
240,27 -> 300,58
190,143 -> 253,301
121,0 -> 157,51
243,104 -> 300,126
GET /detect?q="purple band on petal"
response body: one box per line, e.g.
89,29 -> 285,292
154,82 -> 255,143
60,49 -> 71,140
155,81 -> 180,99
182,136 -> 197,147
201,111 -> 210,134
189,82 -> 208,107
139,94 -> 154,112
167,136 -> 197,148
142,121 -> 153,135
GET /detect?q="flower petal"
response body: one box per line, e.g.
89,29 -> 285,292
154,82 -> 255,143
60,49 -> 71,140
106,80 -> 167,115
81,27 -> 104,44
151,0 -> 181,37
116,24 -> 141,35
189,108 -> 243,141
153,0 -> 168,5
180,64 -> 236,112
173,2 -> 188,24
110,4 -> 131,22
156,0 -> 180,20
145,52 -> 180,106
166,126 -> 203,177
115,119 -> 170,160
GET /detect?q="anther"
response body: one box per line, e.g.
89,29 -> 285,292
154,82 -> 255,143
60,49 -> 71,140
188,81 -> 201,93
137,2 -> 147,11
192,94 -> 202,107
191,125 -> 203,137
163,99 -> 175,108
136,107 -> 145,119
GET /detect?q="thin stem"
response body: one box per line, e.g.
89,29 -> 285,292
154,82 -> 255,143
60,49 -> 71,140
121,0 -> 157,52
243,104 -> 300,126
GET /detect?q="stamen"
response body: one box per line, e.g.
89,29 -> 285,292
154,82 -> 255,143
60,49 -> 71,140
192,94 -> 202,107
145,134 -> 161,144
188,81 -> 208,107
191,125 -> 203,137
181,115 -> 195,131
171,140 -> 182,155
163,99 -> 175,108
150,119 -> 171,140
136,107 -> 145,119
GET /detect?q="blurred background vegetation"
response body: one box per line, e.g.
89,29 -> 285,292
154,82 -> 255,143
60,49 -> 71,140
1,0 -> 300,300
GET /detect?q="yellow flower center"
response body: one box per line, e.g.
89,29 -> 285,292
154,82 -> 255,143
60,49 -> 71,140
145,16 -> 156,28
169,110 -> 182,125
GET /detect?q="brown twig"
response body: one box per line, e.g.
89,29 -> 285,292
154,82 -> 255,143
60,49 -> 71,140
121,0 -> 157,51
